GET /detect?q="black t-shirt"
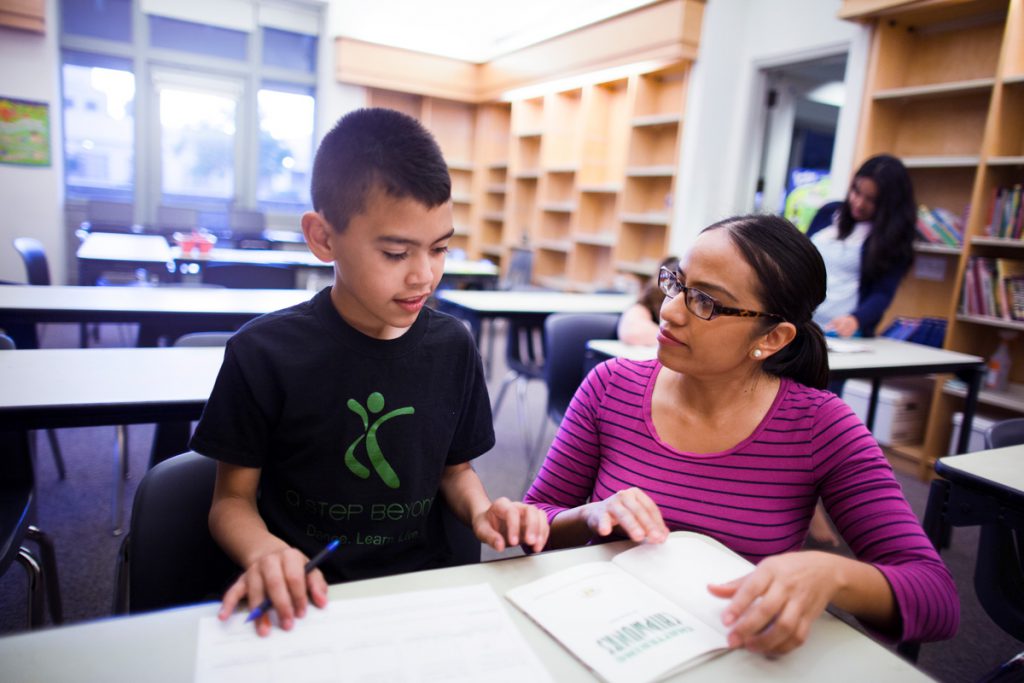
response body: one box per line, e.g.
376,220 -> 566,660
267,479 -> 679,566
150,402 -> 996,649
190,288 -> 495,582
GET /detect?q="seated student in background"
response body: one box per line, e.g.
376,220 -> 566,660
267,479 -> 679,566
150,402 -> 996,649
524,214 -> 957,655
191,108 -> 549,636
808,154 -> 916,338
616,255 -> 679,346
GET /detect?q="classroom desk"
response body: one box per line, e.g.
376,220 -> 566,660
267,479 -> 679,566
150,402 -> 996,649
0,347 -> 225,532
0,534 -> 928,683
76,232 -> 175,285
585,337 -> 985,454
433,289 -> 635,343
924,447 -> 1024,645
0,284 -> 313,346
76,232 -> 499,289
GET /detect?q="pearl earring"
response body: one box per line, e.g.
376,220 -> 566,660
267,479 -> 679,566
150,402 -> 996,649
752,349 -> 763,359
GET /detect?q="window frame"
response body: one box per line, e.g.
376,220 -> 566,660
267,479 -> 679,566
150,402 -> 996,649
58,0 -> 321,228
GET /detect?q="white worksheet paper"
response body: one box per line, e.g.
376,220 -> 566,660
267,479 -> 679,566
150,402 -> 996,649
194,583 -> 553,683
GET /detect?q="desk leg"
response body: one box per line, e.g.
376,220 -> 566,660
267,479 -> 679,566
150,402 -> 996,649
865,378 -> 881,432
956,367 -> 984,454
111,425 -> 128,536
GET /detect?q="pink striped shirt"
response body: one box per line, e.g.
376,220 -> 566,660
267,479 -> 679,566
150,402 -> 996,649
524,358 -> 958,643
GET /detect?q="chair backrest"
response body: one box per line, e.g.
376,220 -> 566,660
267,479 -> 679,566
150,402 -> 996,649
173,331 -> 234,348
0,333 -> 14,350
984,418 -> 1024,449
86,200 -> 134,230
503,247 -> 534,290
12,237 -> 51,286
543,313 -> 621,423
229,209 -> 266,232
156,205 -> 199,232
200,263 -> 295,289
118,451 -> 238,613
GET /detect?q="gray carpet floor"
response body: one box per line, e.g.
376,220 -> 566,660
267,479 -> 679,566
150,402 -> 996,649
0,321 -> 1021,682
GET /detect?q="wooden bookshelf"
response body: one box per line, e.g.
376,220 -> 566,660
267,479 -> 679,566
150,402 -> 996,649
343,1 -> 705,290
844,0 -> 1023,478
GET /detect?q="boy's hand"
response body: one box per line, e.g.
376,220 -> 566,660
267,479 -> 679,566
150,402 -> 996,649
583,487 -> 669,544
473,497 -> 549,553
218,547 -> 329,637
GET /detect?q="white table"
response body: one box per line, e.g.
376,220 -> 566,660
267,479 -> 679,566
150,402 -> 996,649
76,232 -> 499,288
0,284 -> 313,346
924,446 -> 1024,647
0,533 -> 929,682
0,347 -> 225,532
585,337 -> 985,454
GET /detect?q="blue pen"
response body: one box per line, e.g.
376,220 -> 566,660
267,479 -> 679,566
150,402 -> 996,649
245,538 -> 341,623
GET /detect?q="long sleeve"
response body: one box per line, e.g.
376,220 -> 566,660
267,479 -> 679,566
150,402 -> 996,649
811,394 -> 959,642
523,360 -> 611,522
853,241 -> 909,336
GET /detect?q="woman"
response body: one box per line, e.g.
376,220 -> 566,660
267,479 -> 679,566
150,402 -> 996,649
524,214 -> 957,656
617,255 -> 679,346
808,154 -> 916,338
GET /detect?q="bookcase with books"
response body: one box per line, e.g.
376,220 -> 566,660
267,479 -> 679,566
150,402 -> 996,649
841,0 -> 1024,478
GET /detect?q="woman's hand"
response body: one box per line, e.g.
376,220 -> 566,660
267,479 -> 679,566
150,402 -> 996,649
473,497 -> 550,553
219,546 -> 329,637
583,487 -> 669,544
825,315 -> 859,338
708,551 -> 843,655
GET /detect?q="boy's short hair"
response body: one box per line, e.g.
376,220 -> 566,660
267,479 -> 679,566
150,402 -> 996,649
311,107 -> 452,232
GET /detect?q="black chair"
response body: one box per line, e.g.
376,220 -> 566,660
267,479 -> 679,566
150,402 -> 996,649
83,200 -> 135,232
114,451 -> 238,614
13,237 -> 51,286
491,317 -> 546,462
149,332 -> 234,469
200,263 -> 296,289
156,205 -> 199,234
114,451 -> 478,614
984,418 -> 1024,450
0,334 -> 65,479
0,428 -> 63,627
531,313 -> 620,470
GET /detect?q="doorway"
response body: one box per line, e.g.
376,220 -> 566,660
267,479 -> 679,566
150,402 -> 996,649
753,53 -> 848,231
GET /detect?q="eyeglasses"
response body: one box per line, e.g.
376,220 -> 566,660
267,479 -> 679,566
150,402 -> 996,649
658,267 -> 783,322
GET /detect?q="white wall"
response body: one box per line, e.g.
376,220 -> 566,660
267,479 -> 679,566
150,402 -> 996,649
0,0 -> 64,284
670,0 -> 870,258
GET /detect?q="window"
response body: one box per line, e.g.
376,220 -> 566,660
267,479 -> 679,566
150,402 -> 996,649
159,87 -> 238,203
62,58 -> 135,200
263,27 -> 317,73
147,16 -> 248,62
59,0 -> 320,221
257,87 -> 314,212
60,0 -> 132,42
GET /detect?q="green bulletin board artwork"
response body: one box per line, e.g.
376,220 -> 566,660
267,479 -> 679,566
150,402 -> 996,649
0,97 -> 50,167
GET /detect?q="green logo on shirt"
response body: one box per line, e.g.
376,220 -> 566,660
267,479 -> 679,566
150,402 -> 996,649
344,392 -> 414,489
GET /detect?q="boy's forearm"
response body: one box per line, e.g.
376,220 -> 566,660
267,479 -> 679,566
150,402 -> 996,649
210,495 -> 290,569
439,463 -> 492,526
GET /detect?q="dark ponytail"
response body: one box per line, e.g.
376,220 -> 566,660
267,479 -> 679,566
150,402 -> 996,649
702,214 -> 830,389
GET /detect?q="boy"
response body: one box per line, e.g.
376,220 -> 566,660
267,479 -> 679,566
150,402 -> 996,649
190,108 -> 548,636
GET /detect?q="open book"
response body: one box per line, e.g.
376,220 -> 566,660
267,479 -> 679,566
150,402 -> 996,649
506,533 -> 753,683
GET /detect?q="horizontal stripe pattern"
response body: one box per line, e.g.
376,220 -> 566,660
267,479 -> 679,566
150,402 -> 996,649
524,358 -> 958,643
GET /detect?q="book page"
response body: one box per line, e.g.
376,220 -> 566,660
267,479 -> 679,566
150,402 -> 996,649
194,583 -> 552,683
506,562 -> 726,683
826,339 -> 869,353
612,534 -> 754,637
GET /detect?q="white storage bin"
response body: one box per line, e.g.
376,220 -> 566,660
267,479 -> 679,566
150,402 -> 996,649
948,412 -> 1000,455
841,378 -> 931,446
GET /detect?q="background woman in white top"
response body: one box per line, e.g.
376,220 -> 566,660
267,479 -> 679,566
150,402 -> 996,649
808,154 -> 916,338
